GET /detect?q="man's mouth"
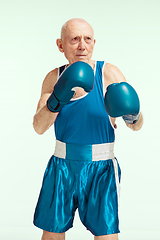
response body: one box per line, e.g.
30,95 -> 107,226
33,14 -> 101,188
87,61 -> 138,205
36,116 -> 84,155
76,55 -> 86,57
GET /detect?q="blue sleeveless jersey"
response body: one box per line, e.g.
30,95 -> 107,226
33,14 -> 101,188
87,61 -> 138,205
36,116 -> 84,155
54,61 -> 115,145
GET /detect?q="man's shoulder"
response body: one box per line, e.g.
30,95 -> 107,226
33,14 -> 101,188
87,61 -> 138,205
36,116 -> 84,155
103,62 -> 118,71
46,63 -> 67,78
41,68 -> 58,95
46,67 -> 58,79
103,62 -> 124,78
96,61 -> 118,72
103,62 -> 126,86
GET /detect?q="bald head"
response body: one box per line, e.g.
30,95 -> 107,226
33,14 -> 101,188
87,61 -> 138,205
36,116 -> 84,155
61,18 -> 94,40
56,18 -> 95,65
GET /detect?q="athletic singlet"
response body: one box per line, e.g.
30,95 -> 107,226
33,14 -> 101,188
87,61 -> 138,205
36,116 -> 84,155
54,61 -> 115,145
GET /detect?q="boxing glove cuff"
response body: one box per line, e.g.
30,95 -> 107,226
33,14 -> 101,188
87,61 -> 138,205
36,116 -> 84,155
122,112 -> 140,124
47,92 -> 66,112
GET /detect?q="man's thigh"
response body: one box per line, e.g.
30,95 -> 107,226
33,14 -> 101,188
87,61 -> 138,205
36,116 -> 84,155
94,233 -> 118,240
42,230 -> 65,240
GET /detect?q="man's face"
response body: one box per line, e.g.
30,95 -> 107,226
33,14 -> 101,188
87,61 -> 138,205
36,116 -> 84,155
57,20 -> 95,65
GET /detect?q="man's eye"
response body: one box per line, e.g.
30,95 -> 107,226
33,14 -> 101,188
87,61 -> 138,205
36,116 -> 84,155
72,37 -> 79,42
85,37 -> 92,42
71,37 -> 79,44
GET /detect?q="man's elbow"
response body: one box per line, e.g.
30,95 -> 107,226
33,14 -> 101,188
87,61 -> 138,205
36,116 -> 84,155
134,112 -> 144,131
33,115 -> 46,135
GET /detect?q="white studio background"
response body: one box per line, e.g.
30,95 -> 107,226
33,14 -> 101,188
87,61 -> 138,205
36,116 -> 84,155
0,0 -> 160,239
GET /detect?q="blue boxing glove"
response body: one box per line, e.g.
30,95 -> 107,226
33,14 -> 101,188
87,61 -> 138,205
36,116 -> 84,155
104,82 -> 140,124
47,61 -> 94,112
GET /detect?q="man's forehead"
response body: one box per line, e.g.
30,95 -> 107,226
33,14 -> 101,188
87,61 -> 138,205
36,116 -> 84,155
61,19 -> 94,39
67,28 -> 93,37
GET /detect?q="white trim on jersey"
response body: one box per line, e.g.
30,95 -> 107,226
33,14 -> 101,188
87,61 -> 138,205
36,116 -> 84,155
102,61 -> 106,97
102,61 -> 115,130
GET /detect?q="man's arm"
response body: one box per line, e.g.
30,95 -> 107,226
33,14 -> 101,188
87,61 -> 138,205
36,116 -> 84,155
33,69 -> 59,135
103,63 -> 143,131
33,61 -> 95,134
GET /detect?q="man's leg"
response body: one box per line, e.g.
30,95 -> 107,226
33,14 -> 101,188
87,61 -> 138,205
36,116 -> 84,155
41,230 -> 65,240
94,234 -> 118,240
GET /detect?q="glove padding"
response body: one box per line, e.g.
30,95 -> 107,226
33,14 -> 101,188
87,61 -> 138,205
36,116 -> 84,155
104,82 -> 140,124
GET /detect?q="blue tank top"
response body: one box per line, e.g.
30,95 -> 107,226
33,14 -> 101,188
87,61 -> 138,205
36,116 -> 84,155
54,61 -> 115,145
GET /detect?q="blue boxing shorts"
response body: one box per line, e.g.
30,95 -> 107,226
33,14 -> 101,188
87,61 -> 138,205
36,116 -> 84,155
33,140 -> 121,236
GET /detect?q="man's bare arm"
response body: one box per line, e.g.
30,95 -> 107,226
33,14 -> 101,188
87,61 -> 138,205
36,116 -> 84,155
103,63 -> 143,131
33,69 -> 59,135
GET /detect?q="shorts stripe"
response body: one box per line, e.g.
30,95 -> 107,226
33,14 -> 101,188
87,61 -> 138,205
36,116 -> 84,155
112,158 -> 121,219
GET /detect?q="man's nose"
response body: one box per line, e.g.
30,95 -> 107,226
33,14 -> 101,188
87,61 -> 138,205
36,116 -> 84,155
78,39 -> 85,50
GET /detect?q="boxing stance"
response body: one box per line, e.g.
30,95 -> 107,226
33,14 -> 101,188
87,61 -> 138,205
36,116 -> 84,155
33,18 -> 143,240
47,63 -> 140,123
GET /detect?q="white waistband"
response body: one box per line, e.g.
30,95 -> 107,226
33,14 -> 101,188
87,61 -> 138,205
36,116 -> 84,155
54,140 -> 115,161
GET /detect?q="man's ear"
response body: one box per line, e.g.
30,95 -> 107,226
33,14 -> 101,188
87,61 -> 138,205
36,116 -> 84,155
56,39 -> 64,53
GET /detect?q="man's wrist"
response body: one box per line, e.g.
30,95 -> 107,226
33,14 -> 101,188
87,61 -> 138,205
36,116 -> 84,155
122,112 -> 140,124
